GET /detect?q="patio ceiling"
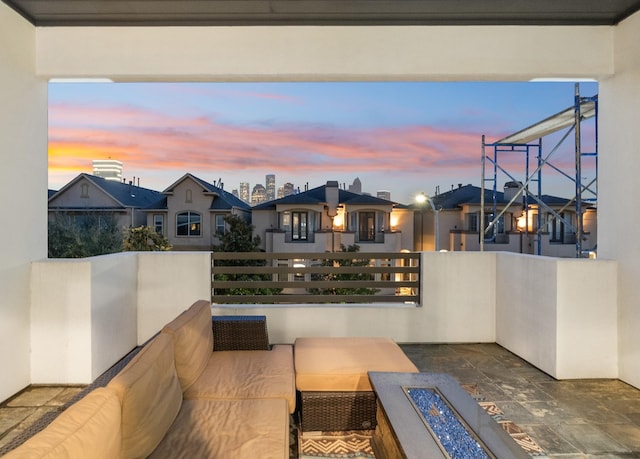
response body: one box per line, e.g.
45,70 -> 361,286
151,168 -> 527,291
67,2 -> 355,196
3,0 -> 640,26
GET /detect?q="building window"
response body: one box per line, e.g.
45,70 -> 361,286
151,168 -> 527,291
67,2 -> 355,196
359,211 -> 376,241
280,211 -> 291,230
550,212 -> 565,242
176,211 -> 201,236
153,214 -> 164,235
466,213 -> 478,232
215,214 -> 225,236
292,211 -> 308,241
80,183 -> 89,198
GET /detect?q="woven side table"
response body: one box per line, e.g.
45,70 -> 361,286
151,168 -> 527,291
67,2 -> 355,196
211,315 -> 269,351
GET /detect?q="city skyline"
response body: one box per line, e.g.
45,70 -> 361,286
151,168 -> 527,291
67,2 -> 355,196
48,81 -> 598,205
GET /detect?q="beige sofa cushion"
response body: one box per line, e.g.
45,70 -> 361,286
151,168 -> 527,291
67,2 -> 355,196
2,388 -> 121,459
108,333 -> 182,459
184,344 -> 296,413
149,398 -> 290,459
294,337 -> 419,391
161,300 -> 213,392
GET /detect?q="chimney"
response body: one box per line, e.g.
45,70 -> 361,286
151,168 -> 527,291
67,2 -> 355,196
503,181 -> 524,202
325,181 -> 340,217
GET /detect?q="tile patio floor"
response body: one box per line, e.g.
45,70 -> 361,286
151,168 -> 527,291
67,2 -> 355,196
2,343 -> 640,458
400,343 -> 640,458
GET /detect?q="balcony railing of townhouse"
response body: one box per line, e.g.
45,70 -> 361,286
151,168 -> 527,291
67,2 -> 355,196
211,251 -> 420,304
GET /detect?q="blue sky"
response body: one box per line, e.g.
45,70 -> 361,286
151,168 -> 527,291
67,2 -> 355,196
48,81 -> 598,204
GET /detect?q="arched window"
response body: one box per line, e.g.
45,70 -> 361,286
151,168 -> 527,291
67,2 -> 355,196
176,211 -> 201,236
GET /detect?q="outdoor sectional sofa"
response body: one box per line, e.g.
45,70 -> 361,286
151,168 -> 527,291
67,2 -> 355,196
3,299 -> 418,458
4,300 -> 294,459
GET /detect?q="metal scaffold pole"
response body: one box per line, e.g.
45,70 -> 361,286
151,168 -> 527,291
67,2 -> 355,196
480,84 -> 597,258
480,135 -> 485,252
574,83 -> 584,257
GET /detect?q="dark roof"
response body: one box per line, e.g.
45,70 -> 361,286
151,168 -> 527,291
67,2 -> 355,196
414,184 -> 574,210
431,184 -> 507,209
162,173 -> 250,211
145,196 -> 168,210
5,0 -> 640,26
48,189 -> 57,199
49,173 -> 163,208
190,175 -> 250,211
252,183 -> 396,210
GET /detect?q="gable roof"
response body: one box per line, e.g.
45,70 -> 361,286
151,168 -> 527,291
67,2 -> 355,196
49,173 -> 163,209
420,184 -> 575,211
161,173 -> 250,211
252,183 -> 397,210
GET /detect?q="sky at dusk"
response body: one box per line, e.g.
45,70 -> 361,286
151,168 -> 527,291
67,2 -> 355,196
48,81 -> 598,205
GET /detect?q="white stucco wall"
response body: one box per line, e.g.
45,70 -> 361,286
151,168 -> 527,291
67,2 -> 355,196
600,11 -> 640,388
556,259 -> 618,379
25,250 -> 619,384
35,26 -> 613,81
137,251 -> 212,344
0,4 -> 47,402
30,254 -> 138,384
496,253 -> 618,379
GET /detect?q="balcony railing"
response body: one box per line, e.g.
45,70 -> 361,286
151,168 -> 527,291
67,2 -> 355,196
211,251 -> 420,304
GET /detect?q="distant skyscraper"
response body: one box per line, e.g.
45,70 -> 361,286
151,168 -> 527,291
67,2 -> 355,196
377,190 -> 391,200
348,177 -> 362,194
251,184 -> 267,205
232,189 -> 239,199
266,174 -> 276,201
279,182 -> 295,198
92,159 -> 123,182
239,182 -> 250,203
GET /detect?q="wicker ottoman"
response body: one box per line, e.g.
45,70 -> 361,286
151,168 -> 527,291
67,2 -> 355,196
294,337 -> 418,431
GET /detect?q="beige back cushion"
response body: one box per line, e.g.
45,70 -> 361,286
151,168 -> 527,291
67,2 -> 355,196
107,333 -> 182,459
2,387 -> 121,459
161,300 -> 213,391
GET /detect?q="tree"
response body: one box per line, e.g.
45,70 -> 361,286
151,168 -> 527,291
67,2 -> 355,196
123,226 -> 172,251
212,214 -> 281,296
48,212 -> 123,258
308,244 -> 379,296
213,214 -> 262,253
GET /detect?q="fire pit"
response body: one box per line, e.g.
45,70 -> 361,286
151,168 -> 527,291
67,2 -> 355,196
368,372 -> 531,459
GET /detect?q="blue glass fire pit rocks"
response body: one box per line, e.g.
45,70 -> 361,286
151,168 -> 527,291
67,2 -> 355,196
407,388 -> 490,459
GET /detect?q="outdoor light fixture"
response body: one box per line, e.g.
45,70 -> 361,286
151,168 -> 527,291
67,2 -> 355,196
390,215 -> 399,230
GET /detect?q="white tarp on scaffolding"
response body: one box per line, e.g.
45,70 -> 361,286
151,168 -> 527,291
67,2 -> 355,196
495,100 -> 596,145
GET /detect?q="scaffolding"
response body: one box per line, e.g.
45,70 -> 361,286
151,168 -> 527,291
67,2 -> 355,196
481,84 -> 598,257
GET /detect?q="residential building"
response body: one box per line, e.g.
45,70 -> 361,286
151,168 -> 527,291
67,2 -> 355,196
413,184 -> 596,257
48,173 -> 163,228
252,180 -> 413,253
92,159 -> 123,182
146,173 -> 250,251
266,174 -> 276,201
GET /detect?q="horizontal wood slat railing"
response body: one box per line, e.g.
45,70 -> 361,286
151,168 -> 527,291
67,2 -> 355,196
211,251 -> 420,305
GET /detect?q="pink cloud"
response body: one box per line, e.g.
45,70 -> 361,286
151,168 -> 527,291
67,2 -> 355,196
50,101 -> 584,193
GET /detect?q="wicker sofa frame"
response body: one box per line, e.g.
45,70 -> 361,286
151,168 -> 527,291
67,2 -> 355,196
298,391 -> 378,432
212,315 -> 270,351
